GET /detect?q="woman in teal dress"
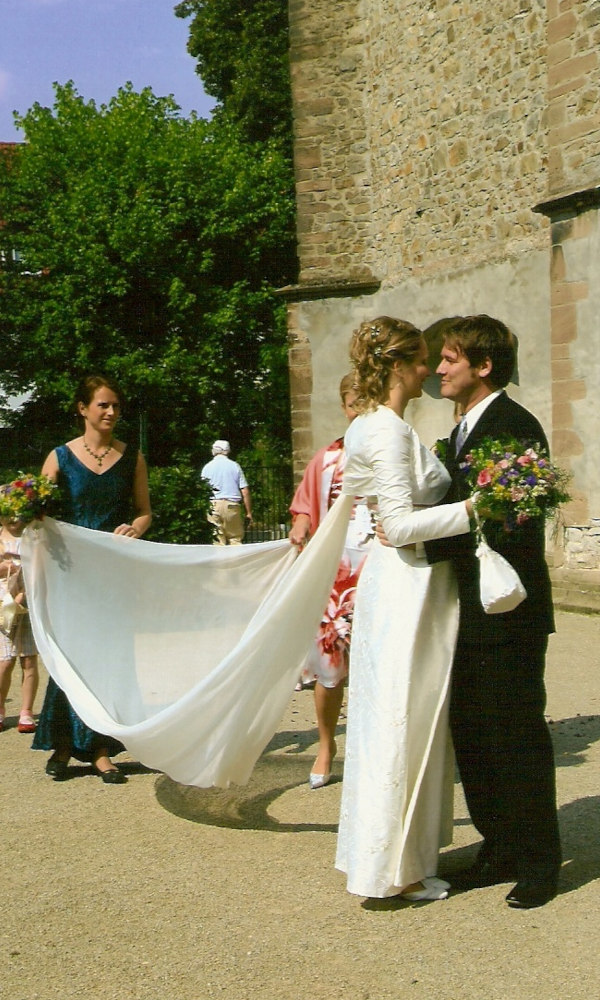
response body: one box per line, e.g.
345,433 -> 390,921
33,375 -> 152,784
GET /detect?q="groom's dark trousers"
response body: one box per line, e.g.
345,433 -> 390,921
426,391 -> 562,882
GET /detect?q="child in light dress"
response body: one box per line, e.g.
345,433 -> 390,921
0,518 -> 39,733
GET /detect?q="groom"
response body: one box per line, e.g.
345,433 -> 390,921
425,314 -> 561,909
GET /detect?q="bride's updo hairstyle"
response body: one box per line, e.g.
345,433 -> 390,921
349,316 -> 423,413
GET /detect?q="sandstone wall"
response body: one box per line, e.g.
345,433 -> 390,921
546,0 -> 600,196
362,0 -> 550,284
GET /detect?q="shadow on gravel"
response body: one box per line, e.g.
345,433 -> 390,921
154,754 -> 340,833
435,794 -> 600,904
549,714 -> 600,767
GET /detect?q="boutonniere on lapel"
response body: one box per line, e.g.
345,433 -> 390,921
431,438 -> 450,463
459,436 -> 571,532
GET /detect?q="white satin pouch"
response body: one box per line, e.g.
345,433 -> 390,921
476,536 -> 527,614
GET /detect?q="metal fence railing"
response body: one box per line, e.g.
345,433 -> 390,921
243,463 -> 293,542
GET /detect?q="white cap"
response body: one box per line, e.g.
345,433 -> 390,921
212,440 -> 230,455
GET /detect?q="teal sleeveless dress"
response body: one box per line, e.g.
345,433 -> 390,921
32,444 -> 138,757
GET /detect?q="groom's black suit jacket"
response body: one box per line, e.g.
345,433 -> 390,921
425,390 -> 555,642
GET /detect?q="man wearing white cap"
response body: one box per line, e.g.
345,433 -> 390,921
200,440 -> 253,545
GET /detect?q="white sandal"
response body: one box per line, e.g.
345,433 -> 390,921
400,876 -> 450,901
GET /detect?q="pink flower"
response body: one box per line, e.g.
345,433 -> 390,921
316,556 -> 360,658
516,455 -> 531,467
318,618 -> 344,656
477,469 -> 492,487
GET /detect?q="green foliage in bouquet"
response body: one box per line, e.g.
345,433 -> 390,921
431,437 -> 450,463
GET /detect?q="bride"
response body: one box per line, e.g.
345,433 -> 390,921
336,316 -> 475,901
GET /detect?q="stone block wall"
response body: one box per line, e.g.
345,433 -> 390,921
288,0 -> 377,285
362,0 -> 551,283
546,0 -> 600,196
288,0 -> 554,289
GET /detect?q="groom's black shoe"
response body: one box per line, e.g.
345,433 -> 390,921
451,858 -> 516,890
505,879 -> 558,909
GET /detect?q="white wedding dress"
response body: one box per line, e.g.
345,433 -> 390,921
336,405 -> 471,897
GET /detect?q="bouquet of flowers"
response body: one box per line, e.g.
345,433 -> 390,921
0,473 -> 60,524
461,437 -> 571,532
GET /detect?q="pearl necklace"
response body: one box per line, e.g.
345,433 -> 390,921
82,438 -> 113,467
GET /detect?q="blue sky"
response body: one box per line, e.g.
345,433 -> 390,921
0,0 -> 215,142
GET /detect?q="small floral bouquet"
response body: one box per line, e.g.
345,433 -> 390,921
461,437 -> 571,532
0,473 -> 60,524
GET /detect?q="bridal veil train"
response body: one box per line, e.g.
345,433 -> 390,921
21,496 -> 352,788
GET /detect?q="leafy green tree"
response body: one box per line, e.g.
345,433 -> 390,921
175,0 -> 293,145
0,82 -> 295,466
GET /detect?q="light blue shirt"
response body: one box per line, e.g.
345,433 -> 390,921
200,455 -> 248,502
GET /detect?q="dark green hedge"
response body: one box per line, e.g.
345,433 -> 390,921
146,465 -> 215,545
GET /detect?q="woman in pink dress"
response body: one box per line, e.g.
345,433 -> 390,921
289,374 -> 374,788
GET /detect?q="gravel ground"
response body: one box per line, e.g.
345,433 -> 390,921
2,609 -> 600,1000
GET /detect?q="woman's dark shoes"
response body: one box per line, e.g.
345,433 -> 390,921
92,764 -> 127,784
505,879 -> 558,909
45,754 -> 70,781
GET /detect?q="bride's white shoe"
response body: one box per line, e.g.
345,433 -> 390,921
424,875 -> 450,891
400,876 -> 450,901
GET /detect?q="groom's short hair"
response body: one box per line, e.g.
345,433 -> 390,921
443,315 -> 516,389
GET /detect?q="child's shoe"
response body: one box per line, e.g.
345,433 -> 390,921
17,712 -> 36,733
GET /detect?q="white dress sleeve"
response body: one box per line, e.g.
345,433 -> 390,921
348,410 -> 470,548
